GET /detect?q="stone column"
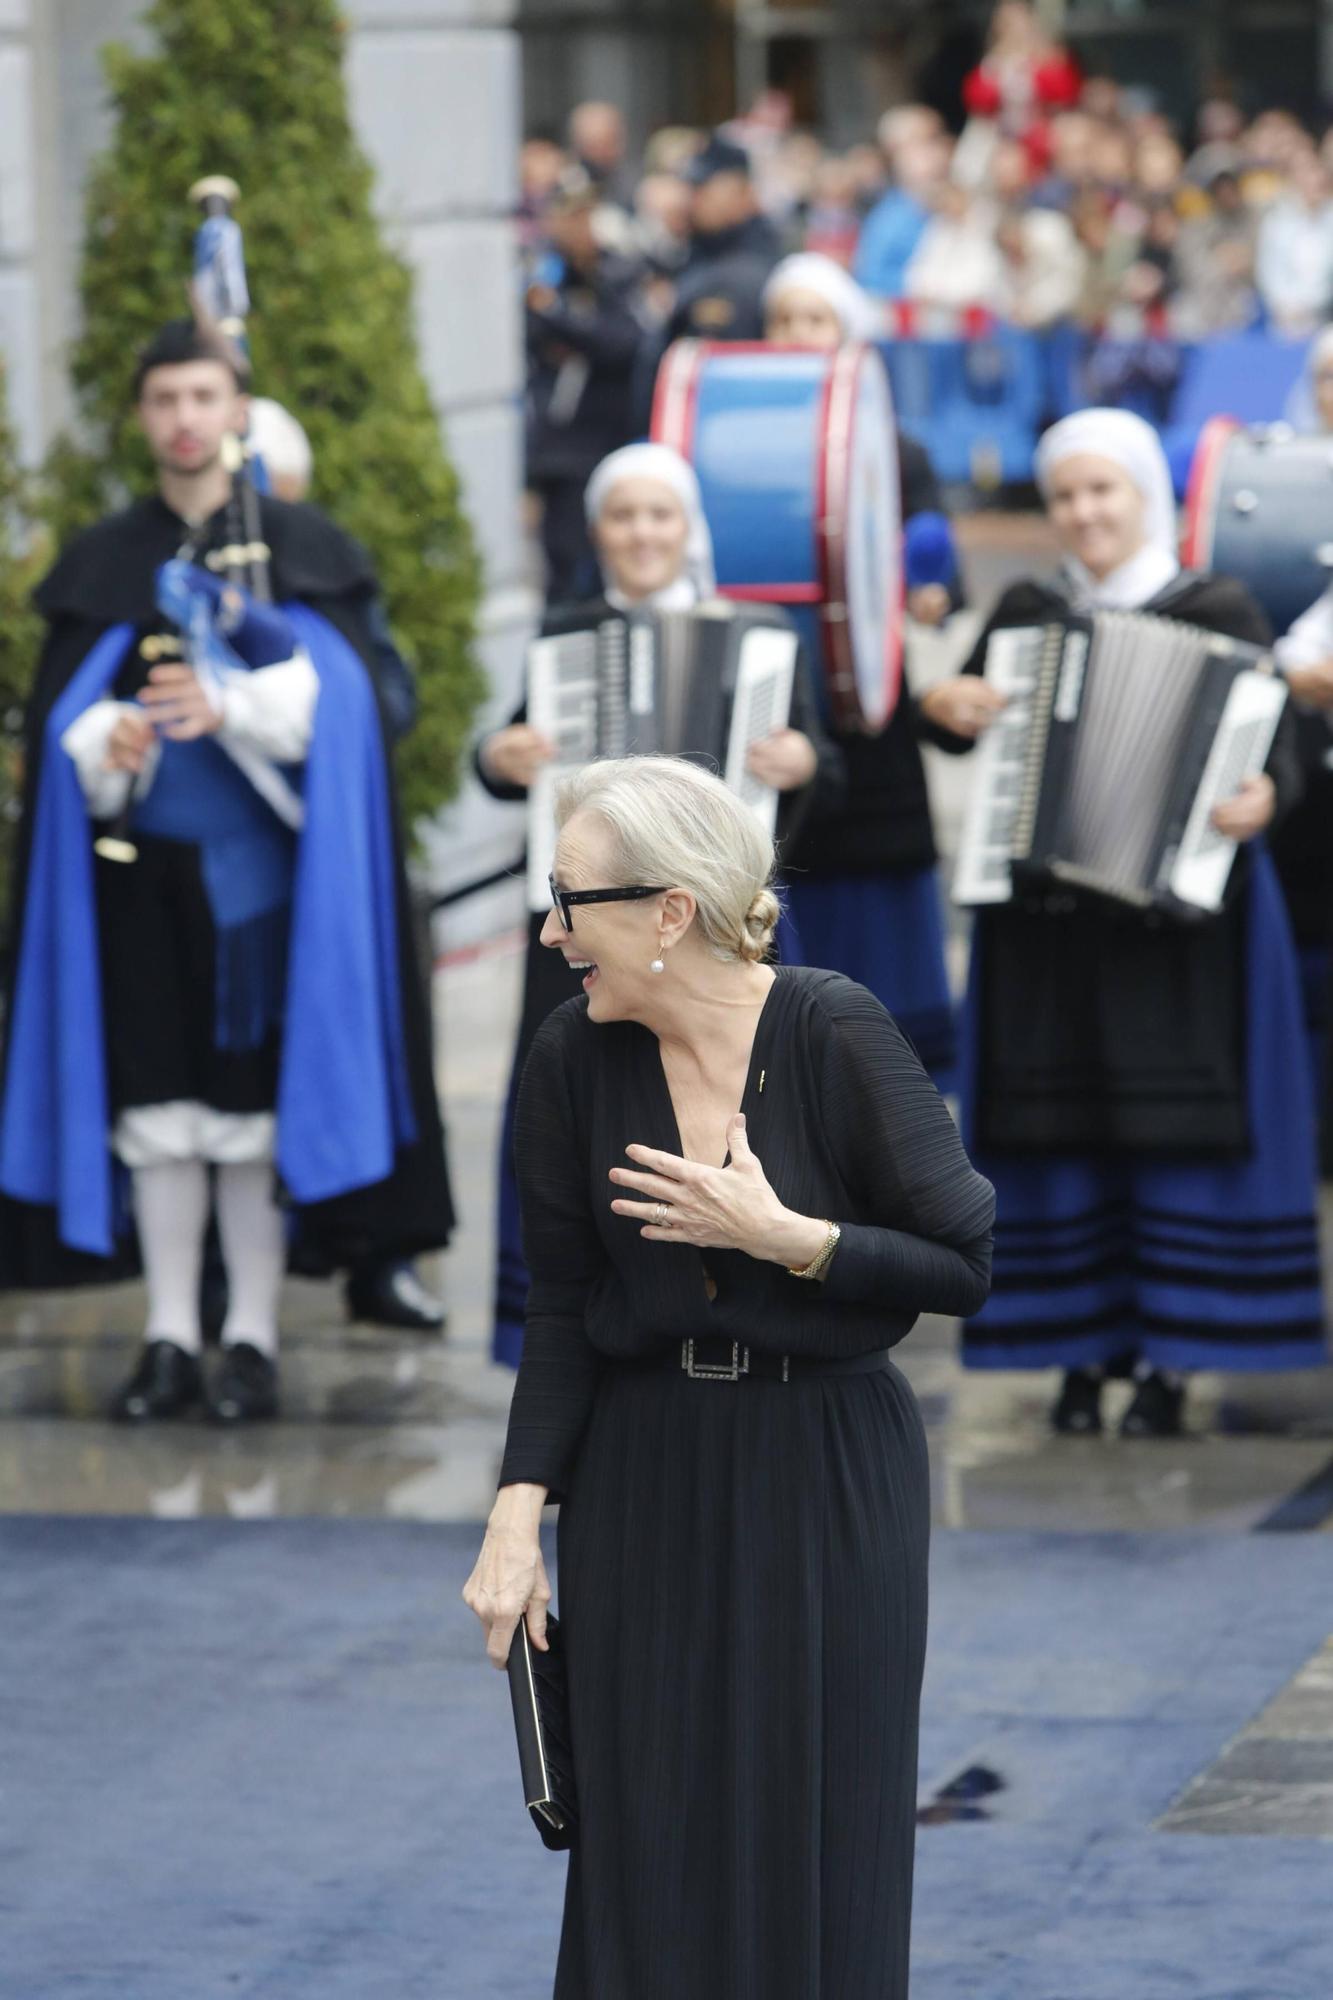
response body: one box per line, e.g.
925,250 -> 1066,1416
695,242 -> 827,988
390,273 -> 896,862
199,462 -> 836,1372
0,0 -> 42,463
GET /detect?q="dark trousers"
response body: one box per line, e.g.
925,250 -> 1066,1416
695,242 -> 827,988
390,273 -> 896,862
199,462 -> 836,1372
534,477 -> 600,607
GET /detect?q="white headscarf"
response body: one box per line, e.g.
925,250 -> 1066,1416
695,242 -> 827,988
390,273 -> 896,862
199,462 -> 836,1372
762,252 -> 881,344
583,442 -> 716,607
1034,408 -> 1181,610
247,396 -> 314,496
1282,323 -> 1333,434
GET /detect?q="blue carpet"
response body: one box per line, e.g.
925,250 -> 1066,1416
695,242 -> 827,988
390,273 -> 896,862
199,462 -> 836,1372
2,1519 -> 1331,2000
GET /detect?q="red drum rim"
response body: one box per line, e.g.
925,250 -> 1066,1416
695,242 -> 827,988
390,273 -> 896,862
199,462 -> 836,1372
1181,414 -> 1241,572
815,343 -> 903,733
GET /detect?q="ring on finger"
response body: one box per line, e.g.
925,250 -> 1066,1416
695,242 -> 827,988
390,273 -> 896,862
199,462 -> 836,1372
653,1201 -> 671,1227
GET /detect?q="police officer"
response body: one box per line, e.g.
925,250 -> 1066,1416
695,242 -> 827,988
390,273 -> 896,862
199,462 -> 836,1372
662,134 -> 783,344
526,167 -> 646,604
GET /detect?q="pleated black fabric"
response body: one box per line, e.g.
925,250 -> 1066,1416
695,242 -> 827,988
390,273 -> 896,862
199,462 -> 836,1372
500,966 -> 995,1999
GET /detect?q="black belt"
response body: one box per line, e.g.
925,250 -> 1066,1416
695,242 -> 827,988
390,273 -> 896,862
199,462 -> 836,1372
626,1338 -> 891,1385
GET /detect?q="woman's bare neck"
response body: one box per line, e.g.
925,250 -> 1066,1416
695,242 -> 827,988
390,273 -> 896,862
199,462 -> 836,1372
645,961 -> 776,1074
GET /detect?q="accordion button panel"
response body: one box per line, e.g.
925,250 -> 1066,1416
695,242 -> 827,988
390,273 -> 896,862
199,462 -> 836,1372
951,626 -> 1045,907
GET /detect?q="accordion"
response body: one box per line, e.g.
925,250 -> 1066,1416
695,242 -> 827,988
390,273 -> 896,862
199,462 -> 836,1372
525,605 -> 799,910
953,608 -> 1288,917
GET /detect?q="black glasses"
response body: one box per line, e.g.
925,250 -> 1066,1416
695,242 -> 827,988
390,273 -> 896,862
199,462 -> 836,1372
548,873 -> 670,933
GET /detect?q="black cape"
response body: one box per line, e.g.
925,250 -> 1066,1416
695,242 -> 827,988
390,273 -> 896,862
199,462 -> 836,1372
786,429 -> 960,880
927,570 -> 1299,1156
1,491 -> 455,1287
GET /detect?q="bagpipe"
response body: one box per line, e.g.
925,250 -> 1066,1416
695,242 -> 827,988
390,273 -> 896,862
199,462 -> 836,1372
97,177 -> 295,863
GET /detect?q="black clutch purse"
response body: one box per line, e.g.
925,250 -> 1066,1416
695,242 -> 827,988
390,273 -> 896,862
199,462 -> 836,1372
506,1611 -> 578,1851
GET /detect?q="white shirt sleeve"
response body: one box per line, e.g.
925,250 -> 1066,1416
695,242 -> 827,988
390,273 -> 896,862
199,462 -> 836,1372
59,700 -> 161,819
1275,588 -> 1333,670
215,651 -> 319,765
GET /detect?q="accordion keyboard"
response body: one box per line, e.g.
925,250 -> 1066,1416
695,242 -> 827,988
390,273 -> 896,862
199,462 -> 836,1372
1167,668 -> 1288,911
952,626 -> 1044,906
525,622 -> 628,907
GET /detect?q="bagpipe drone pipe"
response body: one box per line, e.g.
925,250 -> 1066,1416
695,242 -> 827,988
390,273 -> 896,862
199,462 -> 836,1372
96,176 -> 280,864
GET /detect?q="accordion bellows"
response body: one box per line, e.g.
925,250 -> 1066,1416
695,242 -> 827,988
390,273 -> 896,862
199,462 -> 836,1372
954,608 -> 1287,917
506,1613 -> 577,1851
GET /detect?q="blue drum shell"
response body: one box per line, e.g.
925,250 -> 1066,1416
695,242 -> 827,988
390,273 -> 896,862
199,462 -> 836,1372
1199,428 -> 1333,637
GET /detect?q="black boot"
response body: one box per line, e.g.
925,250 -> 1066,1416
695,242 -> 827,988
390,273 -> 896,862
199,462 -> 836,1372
345,1259 -> 446,1334
111,1341 -> 204,1423
1121,1369 -> 1185,1438
1051,1366 -> 1104,1435
207,1342 -> 279,1425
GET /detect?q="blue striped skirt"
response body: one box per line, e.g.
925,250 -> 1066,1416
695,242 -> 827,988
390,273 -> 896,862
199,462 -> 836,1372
960,850 -> 1326,1374
783,867 -> 956,1084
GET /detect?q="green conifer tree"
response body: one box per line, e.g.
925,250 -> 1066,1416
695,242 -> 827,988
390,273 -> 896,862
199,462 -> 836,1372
44,0 -> 484,828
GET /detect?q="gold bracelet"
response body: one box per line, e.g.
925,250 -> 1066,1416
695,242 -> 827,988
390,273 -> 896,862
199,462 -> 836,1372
788,1219 -> 841,1281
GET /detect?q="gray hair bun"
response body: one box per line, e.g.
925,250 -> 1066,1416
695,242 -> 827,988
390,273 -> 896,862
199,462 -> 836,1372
739,887 -> 781,963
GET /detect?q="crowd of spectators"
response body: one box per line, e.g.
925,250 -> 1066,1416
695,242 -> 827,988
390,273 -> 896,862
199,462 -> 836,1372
518,0 -> 1333,585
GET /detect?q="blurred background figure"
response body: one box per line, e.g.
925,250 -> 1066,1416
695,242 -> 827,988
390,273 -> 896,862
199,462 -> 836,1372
524,167 -> 644,604
1284,322 -> 1333,433
658,133 -> 782,345
903,178 -> 1005,316
567,99 -> 634,212
1173,165 -> 1258,336
854,106 -> 952,299
954,0 -> 1081,185
516,129 -> 568,255
803,154 -> 866,267
1256,146 -> 1333,336
763,252 -> 962,1086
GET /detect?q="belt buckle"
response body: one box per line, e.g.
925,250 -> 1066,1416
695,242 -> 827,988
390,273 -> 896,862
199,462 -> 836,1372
681,1339 -> 750,1381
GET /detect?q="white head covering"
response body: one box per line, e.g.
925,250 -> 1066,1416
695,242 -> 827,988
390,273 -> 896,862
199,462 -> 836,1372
762,253 -> 880,344
1282,323 -> 1333,433
247,396 -> 314,497
583,443 -> 716,606
1034,407 -> 1181,609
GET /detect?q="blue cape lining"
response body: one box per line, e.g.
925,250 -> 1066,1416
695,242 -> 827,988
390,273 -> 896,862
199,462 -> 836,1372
0,606 -> 416,1255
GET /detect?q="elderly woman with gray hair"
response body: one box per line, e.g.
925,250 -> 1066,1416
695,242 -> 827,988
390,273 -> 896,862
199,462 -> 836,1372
464,755 -> 994,2000
477,442 -> 841,1369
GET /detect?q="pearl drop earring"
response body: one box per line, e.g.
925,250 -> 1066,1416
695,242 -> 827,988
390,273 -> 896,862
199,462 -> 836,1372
650,937 -> 666,974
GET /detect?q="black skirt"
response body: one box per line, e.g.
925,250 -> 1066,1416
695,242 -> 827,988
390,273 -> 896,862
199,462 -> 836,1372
499,970 -> 994,1998
554,1354 -> 929,2000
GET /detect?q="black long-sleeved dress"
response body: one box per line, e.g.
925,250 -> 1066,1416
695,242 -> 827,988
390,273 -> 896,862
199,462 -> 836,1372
480,593 -> 846,1366
500,964 -> 995,2000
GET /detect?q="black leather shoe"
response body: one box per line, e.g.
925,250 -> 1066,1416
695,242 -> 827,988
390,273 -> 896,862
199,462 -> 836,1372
1051,1367 -> 1103,1436
1121,1370 -> 1185,1439
111,1341 -> 204,1423
345,1260 -> 446,1334
208,1343 -> 279,1425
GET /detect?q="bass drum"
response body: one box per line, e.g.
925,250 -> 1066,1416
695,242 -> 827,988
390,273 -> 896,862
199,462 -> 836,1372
651,340 -> 903,733
1183,417 -> 1333,637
